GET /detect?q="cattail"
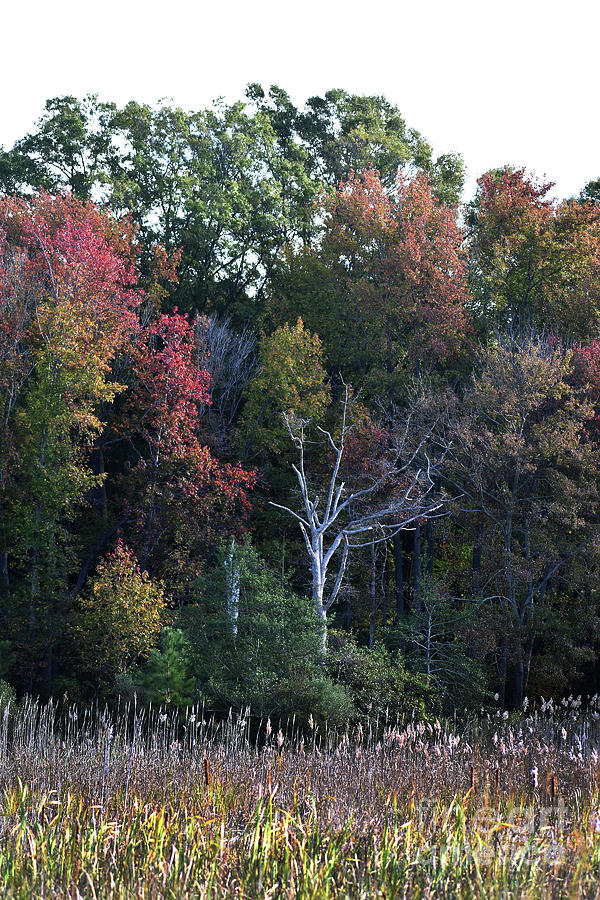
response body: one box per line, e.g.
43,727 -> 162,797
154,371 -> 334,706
530,765 -> 539,789
204,758 -> 210,787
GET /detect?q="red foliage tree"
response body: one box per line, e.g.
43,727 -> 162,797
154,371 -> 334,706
124,310 -> 255,589
272,169 -> 471,397
0,192 -> 145,690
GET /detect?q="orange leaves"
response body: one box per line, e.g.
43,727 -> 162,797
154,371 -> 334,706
470,168 -> 600,336
322,168 -> 471,367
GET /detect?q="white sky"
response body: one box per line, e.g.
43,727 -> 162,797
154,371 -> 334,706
1,0 -> 598,201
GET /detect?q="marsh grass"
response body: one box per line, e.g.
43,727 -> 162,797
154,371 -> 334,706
2,696 -> 600,897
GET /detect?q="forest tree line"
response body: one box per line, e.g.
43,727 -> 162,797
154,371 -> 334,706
1,86 -> 600,720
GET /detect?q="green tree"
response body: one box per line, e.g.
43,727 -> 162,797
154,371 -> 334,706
389,579 -> 488,712
325,629 -> 436,721
139,628 -> 195,706
108,99 -> 315,319
246,84 -> 464,202
238,319 -> 330,457
0,95 -> 118,199
181,540 -> 325,716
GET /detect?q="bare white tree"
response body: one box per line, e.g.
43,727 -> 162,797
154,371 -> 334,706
224,537 -> 241,638
271,387 -> 446,649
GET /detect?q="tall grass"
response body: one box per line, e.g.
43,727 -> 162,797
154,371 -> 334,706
1,695 -> 600,897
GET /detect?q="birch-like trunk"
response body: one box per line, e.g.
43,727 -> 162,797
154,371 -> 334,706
225,538 -> 240,638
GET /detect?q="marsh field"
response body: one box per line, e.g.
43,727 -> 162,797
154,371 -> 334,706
0,700 -> 600,898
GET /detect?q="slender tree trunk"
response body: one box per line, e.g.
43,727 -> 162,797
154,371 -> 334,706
426,520 -> 434,576
0,548 -> 8,600
497,635 -> 507,709
425,609 -> 433,678
140,428 -> 163,570
412,523 -> 421,608
523,631 -> 535,696
472,540 -> 481,573
344,589 -> 352,630
0,504 -> 10,632
402,531 -> 412,613
43,596 -> 54,698
225,538 -> 240,639
89,443 -> 107,519
381,548 -> 388,628
393,533 -> 404,618
369,541 -> 376,650
27,523 -> 39,695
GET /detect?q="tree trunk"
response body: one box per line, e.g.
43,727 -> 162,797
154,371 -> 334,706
43,596 -> 54,698
412,523 -> 421,608
0,507 -> 10,632
393,533 -> 404,618
523,631 -> 535,697
225,538 -> 240,638
368,541 -> 376,650
344,589 -> 352,630
497,635 -> 507,708
426,520 -> 434,576
381,548 -> 388,628
312,559 -> 328,655
89,443 -> 107,519
472,540 -> 481,572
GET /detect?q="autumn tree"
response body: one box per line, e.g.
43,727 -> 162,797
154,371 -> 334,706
121,310 -> 255,594
270,169 -> 470,400
437,335 -> 600,707
0,193 -> 142,692
468,167 -> 600,338
73,540 -> 166,685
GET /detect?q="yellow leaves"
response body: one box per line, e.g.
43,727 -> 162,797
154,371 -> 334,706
75,542 -> 167,677
239,318 -> 330,455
